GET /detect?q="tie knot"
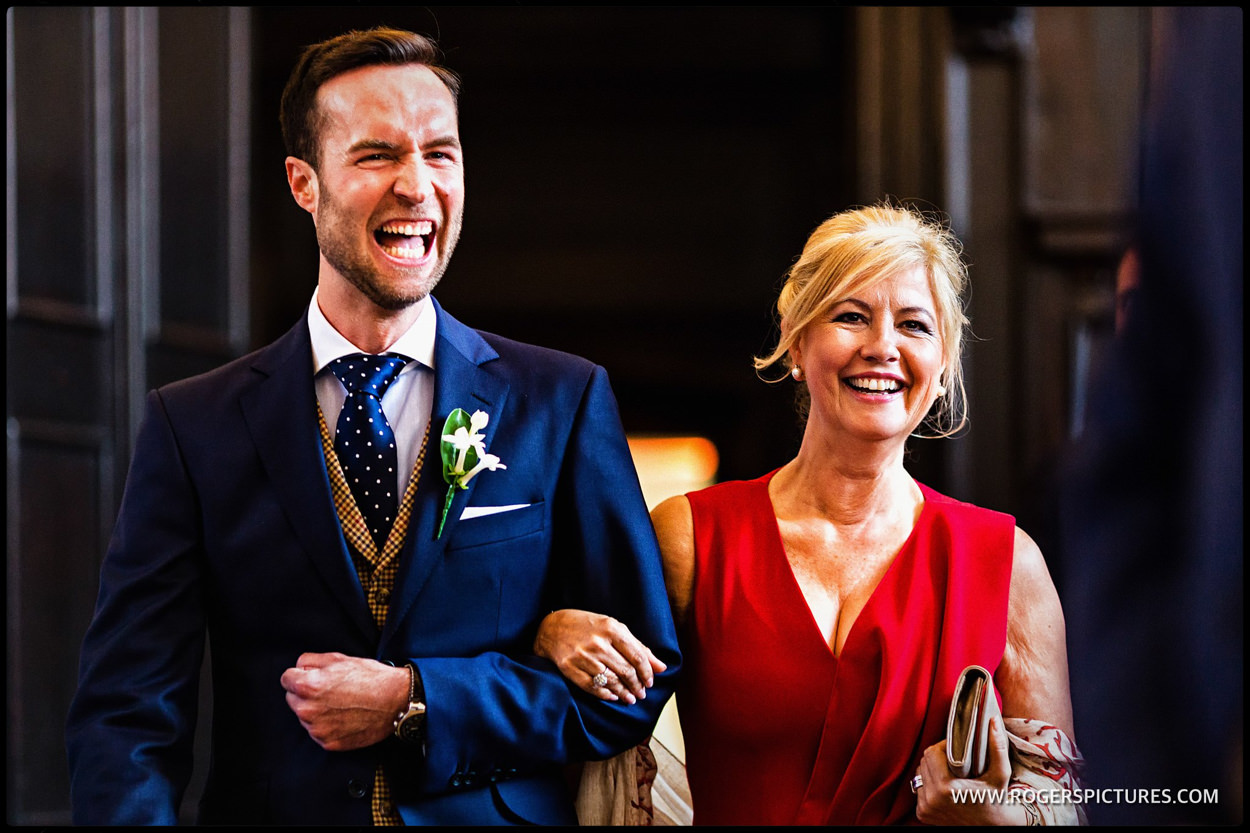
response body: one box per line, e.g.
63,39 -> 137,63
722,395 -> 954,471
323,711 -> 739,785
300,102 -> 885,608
329,353 -> 409,399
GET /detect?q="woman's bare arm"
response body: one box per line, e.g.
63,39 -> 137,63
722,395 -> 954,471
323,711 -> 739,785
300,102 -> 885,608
997,526 -> 1075,736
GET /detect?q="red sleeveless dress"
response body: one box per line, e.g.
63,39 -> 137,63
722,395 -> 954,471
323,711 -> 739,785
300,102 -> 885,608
680,472 -> 1014,825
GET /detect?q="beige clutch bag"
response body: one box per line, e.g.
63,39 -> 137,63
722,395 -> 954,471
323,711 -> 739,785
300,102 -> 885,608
946,665 -> 1001,778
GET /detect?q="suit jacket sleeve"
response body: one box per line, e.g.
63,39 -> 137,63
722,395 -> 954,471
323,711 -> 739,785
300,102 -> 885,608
413,364 -> 681,791
65,389 -> 207,825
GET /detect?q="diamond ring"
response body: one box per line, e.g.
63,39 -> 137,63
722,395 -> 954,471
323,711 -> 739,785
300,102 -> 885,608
592,670 -> 609,688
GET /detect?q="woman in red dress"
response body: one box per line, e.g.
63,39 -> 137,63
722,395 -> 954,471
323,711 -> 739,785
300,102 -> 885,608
536,203 -> 1082,825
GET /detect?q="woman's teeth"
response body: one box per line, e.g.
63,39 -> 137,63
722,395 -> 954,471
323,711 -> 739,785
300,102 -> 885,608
848,378 -> 902,393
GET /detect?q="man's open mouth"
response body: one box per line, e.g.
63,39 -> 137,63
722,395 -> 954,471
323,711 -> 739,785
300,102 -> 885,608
375,220 -> 434,259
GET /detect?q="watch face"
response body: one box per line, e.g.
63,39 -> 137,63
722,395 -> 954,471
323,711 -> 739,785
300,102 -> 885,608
397,704 -> 426,743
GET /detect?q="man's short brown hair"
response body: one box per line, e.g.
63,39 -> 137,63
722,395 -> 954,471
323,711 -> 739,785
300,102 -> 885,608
280,27 -> 461,170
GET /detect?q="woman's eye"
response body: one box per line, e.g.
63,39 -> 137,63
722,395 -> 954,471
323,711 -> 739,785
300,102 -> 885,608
834,312 -> 865,324
901,320 -> 933,334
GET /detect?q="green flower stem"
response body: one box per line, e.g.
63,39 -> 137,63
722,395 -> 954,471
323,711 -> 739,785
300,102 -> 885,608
437,485 -> 458,538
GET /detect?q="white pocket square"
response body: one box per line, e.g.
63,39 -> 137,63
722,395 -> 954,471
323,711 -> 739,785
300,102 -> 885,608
459,503 -> 532,520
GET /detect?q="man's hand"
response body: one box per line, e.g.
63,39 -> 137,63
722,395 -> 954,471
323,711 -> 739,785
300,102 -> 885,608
280,652 -> 410,751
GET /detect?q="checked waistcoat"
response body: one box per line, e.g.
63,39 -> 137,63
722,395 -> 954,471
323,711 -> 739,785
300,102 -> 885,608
317,403 -> 430,826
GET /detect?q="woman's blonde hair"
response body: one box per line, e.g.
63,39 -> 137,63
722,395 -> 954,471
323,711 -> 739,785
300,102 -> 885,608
755,201 -> 970,437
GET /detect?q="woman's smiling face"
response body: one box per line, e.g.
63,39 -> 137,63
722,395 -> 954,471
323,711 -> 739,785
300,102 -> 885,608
793,265 -> 946,445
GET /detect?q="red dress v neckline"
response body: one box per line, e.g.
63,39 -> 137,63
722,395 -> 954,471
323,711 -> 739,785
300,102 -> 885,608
760,469 -> 930,662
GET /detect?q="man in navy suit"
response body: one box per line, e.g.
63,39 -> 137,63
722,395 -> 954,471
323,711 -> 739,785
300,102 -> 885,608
66,27 -> 679,825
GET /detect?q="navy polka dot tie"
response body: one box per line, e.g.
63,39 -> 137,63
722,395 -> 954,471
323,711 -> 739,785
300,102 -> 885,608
329,353 -> 409,548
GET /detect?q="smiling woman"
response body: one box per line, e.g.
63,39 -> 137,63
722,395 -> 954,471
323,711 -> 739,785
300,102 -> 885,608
535,201 -> 1085,825
787,265 -> 947,447
756,202 -> 969,439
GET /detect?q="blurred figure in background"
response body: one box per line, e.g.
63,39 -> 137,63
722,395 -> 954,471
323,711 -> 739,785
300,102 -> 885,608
1113,244 -> 1139,336
1057,6 -> 1242,824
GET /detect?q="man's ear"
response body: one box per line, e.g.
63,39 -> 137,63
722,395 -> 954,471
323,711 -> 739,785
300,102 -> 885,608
285,157 -> 319,216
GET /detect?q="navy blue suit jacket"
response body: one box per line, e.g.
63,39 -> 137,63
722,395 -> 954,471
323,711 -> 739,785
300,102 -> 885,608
66,299 -> 680,825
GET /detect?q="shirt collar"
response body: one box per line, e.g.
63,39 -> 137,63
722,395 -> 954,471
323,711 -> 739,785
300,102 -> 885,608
307,287 -> 438,374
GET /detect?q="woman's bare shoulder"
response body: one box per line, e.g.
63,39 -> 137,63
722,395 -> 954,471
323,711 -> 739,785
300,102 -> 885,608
651,495 -> 695,625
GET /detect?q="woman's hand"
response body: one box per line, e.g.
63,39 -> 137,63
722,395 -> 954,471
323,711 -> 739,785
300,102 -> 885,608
914,717 -> 1028,825
534,609 -> 666,704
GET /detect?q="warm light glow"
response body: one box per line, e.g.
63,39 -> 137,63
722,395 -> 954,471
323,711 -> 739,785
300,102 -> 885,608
625,437 -> 710,780
626,435 -> 719,511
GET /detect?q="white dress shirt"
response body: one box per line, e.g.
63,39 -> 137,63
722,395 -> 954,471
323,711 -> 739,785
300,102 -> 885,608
308,288 -> 437,498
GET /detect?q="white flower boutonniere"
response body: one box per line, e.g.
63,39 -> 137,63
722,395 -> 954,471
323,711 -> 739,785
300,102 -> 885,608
438,408 -> 507,538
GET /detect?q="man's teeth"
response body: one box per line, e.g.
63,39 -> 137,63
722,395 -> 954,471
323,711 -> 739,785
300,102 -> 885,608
382,241 -> 425,258
378,220 -> 432,258
849,378 -> 902,393
380,220 -> 433,236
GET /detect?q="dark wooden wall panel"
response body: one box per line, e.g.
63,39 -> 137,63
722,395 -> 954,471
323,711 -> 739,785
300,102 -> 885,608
11,8 -> 94,309
157,8 -> 232,334
8,10 -> 111,820
7,319 -> 109,427
10,438 -> 106,821
1024,7 -> 1144,229
6,6 -> 250,824
7,10 -> 109,825
149,6 -> 248,389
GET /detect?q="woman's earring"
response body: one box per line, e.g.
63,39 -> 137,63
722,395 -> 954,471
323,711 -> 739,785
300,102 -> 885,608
936,384 -> 947,397
791,366 -> 804,381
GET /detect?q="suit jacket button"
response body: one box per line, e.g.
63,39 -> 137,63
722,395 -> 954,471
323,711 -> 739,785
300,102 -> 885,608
347,779 -> 368,799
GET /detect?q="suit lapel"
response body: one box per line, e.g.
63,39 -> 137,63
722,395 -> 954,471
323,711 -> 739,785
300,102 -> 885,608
239,318 -> 377,644
382,300 -> 509,646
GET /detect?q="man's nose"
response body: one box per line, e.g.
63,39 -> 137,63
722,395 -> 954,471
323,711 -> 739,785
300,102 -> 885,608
393,160 -> 431,202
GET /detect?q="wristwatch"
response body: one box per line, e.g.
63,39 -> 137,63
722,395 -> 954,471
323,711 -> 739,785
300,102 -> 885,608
393,663 -> 427,743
